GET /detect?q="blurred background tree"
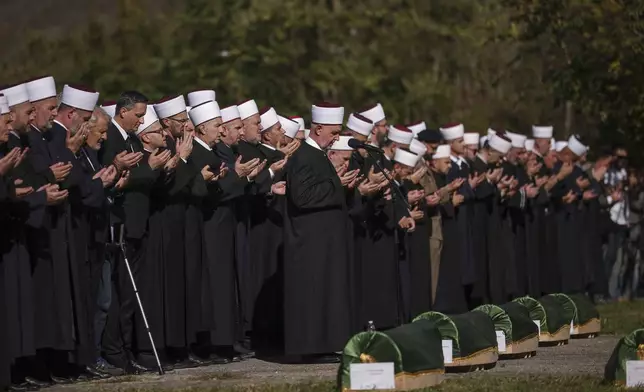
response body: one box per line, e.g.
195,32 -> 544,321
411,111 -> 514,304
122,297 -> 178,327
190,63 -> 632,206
1,0 -> 644,158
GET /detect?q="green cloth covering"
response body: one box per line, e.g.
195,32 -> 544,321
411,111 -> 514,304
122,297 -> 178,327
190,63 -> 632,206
538,295 -> 570,335
545,293 -> 576,327
413,311 -> 497,359
568,293 -> 600,326
499,302 -> 540,343
337,322 -> 445,390
513,296 -> 548,333
473,304 -> 512,345
604,328 -> 644,384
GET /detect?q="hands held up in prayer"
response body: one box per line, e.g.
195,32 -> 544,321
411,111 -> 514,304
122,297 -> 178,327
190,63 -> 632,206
50,162 -> 73,182
201,163 -> 228,182
408,165 -> 427,184
113,150 -> 144,172
93,165 -> 118,188
398,216 -> 416,232
13,178 -> 33,199
39,183 -> 69,205
149,149 -> 172,170
66,122 -> 90,154
271,181 -> 286,196
277,139 -> 300,157
0,147 -> 28,175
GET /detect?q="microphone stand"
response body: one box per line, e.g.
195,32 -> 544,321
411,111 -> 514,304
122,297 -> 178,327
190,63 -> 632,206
363,148 -> 410,325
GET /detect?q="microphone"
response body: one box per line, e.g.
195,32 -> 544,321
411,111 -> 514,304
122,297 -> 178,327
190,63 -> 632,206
347,138 -> 384,153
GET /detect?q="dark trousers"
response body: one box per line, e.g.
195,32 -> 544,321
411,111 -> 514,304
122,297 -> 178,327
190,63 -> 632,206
102,236 -> 146,368
94,258 -> 112,359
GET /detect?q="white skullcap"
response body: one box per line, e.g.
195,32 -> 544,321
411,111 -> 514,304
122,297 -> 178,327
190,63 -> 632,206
238,99 -> 258,120
2,84 -> 30,107
221,105 -> 241,123
311,103 -> 344,125
479,135 -> 488,149
154,95 -> 187,119
409,138 -> 427,156
487,128 -> 497,138
532,125 -> 553,139
388,125 -> 414,145
393,148 -> 420,167
290,116 -> 305,131
279,115 -> 300,139
506,131 -> 528,149
463,132 -> 480,146
135,105 -> 159,136
101,103 -> 116,118
555,141 -> 568,152
525,139 -> 535,152
61,85 -> 99,111
329,135 -> 354,151
26,76 -> 56,102
407,121 -> 427,137
359,103 -> 385,123
189,100 -> 222,127
433,144 -> 451,159
187,90 -> 216,107
0,95 -> 10,115
346,113 -> 373,136
567,135 -> 587,156
440,123 -> 465,141
260,107 -> 279,131
488,134 -> 512,154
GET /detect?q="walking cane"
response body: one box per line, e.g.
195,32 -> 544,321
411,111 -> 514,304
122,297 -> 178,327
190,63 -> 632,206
119,233 -> 165,375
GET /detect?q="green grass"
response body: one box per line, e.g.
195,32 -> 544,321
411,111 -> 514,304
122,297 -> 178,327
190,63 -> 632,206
598,299 -> 644,335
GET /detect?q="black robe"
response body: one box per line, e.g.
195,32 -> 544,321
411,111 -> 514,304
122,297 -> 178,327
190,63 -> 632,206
283,140 -> 352,355
470,156 -> 492,303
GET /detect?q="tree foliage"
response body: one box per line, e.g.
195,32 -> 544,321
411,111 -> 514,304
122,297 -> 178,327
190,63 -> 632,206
3,0 -> 644,154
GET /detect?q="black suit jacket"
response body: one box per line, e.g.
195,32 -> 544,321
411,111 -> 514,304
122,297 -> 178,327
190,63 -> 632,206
190,140 -> 223,212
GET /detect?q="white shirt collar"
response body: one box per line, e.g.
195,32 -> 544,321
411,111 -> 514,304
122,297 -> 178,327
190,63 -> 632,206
30,124 -> 42,133
9,130 -> 19,139
305,137 -> 323,151
261,143 -> 276,151
111,118 -> 128,141
53,119 -> 68,132
195,137 -> 212,151
533,148 -> 542,157
476,153 -> 488,164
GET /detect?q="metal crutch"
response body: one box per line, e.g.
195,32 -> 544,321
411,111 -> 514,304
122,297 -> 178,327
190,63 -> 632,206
119,231 -> 165,375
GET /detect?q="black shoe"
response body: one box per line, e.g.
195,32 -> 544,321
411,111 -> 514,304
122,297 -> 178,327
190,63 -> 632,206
161,362 -> 175,373
128,360 -> 154,374
23,377 -> 51,388
49,374 -> 73,385
94,358 -> 125,377
7,383 -> 38,392
85,365 -> 112,379
172,358 -> 199,370
233,343 -> 255,360
187,353 -> 212,367
301,353 -> 340,364
207,353 -> 231,365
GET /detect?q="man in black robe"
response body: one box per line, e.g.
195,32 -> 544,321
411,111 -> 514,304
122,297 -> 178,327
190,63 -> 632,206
283,102 -> 352,363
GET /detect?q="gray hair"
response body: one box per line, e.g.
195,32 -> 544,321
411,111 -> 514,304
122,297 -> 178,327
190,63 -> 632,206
89,106 -> 110,125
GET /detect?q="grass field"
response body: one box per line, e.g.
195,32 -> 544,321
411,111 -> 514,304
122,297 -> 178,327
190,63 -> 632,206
58,300 -> 644,392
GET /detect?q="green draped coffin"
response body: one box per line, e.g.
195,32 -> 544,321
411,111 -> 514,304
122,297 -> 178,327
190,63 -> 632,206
567,293 -> 601,337
337,321 -> 444,391
604,328 -> 644,386
513,296 -> 570,344
413,311 -> 498,369
474,303 -> 539,357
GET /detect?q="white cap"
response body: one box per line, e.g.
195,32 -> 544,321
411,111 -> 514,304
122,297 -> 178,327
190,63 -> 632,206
101,103 -> 116,118
61,85 -> 99,111
290,116 -> 305,131
393,148 -> 420,167
487,128 -> 497,138
346,113 -> 373,136
311,103 -> 344,125
488,134 -> 512,154
279,115 -> 300,139
189,100 -> 222,127
186,106 -> 192,114
525,139 -> 535,152
359,103 -> 385,123
555,141 -> 568,152
154,95 -> 187,119
506,131 -> 527,149
440,123 -> 465,141
329,135 -> 354,151
407,121 -> 427,137
0,95 -> 10,115
238,99 -> 258,120
221,105 -> 241,123
260,107 -> 279,131
136,105 -> 159,135
2,84 -> 30,107
567,135 -> 587,156
479,136 -> 488,149
25,76 -> 56,102
187,90 -> 216,107
409,138 -> 427,156
388,125 -> 414,145
532,125 -> 553,139
463,132 -> 480,146
433,144 -> 451,159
